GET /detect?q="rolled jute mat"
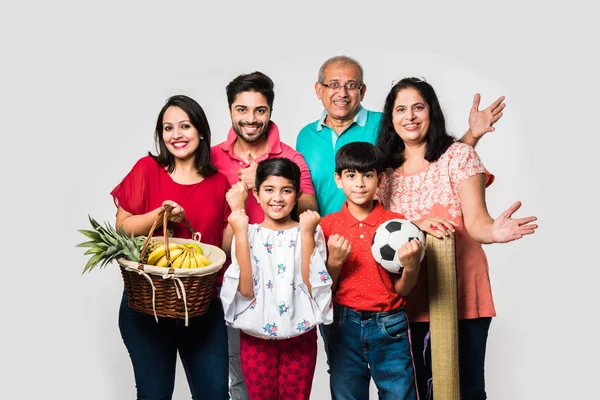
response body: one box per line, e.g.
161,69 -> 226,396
426,232 -> 460,400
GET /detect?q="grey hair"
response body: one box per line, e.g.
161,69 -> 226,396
317,55 -> 364,85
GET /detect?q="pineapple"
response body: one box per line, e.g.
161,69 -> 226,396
141,238 -> 165,263
77,215 -> 163,273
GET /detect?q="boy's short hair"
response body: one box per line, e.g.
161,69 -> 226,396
335,141 -> 385,175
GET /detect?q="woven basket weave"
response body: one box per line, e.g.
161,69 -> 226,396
117,207 -> 226,325
426,232 -> 460,400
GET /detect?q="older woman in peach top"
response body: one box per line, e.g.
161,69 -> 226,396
375,77 -> 538,400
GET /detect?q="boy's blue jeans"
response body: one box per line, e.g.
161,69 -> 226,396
327,304 -> 417,400
119,291 -> 229,400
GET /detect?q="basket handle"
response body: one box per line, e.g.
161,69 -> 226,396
138,205 -> 198,265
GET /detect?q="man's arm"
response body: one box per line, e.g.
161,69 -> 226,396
292,150 -> 319,214
458,93 -> 505,148
298,193 -> 319,214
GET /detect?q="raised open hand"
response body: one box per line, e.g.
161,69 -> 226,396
491,201 -> 538,243
469,94 -> 506,140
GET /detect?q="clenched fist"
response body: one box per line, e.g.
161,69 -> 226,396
226,181 -> 249,212
327,234 -> 351,268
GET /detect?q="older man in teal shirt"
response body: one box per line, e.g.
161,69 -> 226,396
296,105 -> 381,216
296,55 -> 505,216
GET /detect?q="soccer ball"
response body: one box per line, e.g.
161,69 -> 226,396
371,219 -> 426,274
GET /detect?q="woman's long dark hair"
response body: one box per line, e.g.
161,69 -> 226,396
375,78 -> 455,169
150,95 -> 217,177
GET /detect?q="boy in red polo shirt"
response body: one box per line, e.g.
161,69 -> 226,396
320,141 -> 424,399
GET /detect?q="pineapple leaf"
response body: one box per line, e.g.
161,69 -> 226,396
82,253 -> 104,274
78,229 -> 102,242
97,229 -> 118,246
100,255 -> 118,267
79,216 -> 146,272
76,241 -> 97,248
88,215 -> 101,230
84,247 -> 103,256
103,245 -> 120,257
121,247 -> 140,263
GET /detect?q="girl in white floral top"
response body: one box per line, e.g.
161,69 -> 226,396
220,157 -> 332,400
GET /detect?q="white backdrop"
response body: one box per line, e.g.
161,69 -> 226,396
2,0 -> 598,398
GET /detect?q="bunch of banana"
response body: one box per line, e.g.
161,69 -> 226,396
146,242 -> 212,268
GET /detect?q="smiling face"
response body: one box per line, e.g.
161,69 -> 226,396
392,87 -> 430,145
316,61 -> 366,125
161,106 -> 201,161
253,175 -> 298,228
230,91 -> 271,144
334,168 -> 379,207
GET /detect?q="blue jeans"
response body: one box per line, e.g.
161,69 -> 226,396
119,291 -> 229,400
327,304 -> 417,400
319,324 -> 336,400
410,318 -> 492,400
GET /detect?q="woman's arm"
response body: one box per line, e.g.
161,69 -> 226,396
457,174 -> 494,243
459,174 -> 538,244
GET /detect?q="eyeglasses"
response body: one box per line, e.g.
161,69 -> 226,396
391,76 -> 427,87
320,81 -> 364,92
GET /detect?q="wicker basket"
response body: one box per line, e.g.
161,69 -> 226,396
117,207 -> 226,325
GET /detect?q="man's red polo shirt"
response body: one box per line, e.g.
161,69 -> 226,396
211,121 -> 315,224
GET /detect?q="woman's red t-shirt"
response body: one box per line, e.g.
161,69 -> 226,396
111,156 -> 231,283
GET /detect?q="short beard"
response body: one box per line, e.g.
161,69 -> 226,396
232,121 -> 270,143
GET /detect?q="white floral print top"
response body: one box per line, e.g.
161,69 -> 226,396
220,224 -> 333,339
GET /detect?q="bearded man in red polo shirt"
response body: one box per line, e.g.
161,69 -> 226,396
211,71 -> 318,399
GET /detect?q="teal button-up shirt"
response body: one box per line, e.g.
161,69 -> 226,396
296,107 -> 382,216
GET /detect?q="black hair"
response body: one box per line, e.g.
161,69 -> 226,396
255,158 -> 301,221
255,158 -> 301,193
335,141 -> 385,175
375,78 -> 455,169
226,71 -> 275,110
149,95 -> 217,177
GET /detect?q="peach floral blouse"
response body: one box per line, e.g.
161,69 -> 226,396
377,142 -> 496,321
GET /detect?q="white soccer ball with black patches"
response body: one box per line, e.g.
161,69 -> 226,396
371,219 -> 426,274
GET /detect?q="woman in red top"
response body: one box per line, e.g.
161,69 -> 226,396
111,95 -> 231,399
